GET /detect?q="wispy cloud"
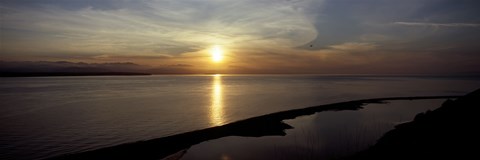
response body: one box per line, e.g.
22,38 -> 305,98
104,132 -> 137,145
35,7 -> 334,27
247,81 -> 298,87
393,22 -> 480,28
329,42 -> 377,52
2,0 -> 480,74
0,0 -> 317,56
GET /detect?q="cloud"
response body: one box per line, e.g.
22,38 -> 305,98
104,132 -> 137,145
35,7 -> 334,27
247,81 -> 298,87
393,22 -> 480,28
2,0 -> 480,74
92,54 -> 172,60
329,42 -> 376,52
0,0 -> 317,56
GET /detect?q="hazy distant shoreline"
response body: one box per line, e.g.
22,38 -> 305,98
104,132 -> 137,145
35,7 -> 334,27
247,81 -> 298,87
0,72 -> 151,77
3,72 -> 479,78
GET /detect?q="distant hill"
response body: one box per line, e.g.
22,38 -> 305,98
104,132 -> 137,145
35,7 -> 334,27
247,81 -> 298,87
0,61 -> 196,76
0,72 -> 151,77
0,61 -> 150,77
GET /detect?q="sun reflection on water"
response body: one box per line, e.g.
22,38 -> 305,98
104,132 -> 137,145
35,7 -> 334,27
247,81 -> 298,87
210,74 -> 224,126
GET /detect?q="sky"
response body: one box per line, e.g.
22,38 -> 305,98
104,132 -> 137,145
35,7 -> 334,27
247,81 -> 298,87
1,0 -> 480,74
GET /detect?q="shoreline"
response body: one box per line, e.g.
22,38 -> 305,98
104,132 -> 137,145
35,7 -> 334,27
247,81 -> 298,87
47,95 -> 460,160
350,89 -> 479,159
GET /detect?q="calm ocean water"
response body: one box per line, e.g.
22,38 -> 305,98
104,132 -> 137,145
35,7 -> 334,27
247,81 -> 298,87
0,75 -> 479,160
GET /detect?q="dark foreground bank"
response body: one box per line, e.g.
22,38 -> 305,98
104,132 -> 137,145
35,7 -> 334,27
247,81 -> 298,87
47,95 -> 460,160
350,89 -> 480,160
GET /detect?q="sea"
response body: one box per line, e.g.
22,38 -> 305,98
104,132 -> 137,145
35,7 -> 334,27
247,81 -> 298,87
0,75 -> 479,160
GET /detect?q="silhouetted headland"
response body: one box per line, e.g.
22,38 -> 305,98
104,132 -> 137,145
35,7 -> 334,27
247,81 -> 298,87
350,88 -> 480,160
0,72 -> 151,77
47,95 -> 460,160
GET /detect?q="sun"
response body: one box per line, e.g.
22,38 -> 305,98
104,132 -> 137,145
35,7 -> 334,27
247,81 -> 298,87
211,45 -> 224,62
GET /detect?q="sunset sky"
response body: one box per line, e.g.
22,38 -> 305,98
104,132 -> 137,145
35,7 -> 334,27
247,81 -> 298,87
1,0 -> 480,74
